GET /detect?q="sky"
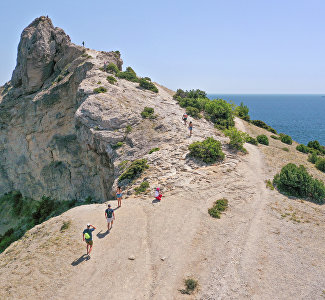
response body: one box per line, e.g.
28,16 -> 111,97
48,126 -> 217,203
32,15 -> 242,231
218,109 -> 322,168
0,0 -> 324,94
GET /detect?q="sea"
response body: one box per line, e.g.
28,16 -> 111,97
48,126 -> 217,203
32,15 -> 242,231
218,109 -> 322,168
208,94 -> 325,146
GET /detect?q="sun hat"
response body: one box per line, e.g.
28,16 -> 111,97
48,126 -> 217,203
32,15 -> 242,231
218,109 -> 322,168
87,223 -> 90,227
156,187 -> 160,191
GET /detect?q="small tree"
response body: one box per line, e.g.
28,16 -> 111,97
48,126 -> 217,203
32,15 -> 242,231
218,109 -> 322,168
257,134 -> 269,145
188,137 -> 225,163
224,127 -> 249,152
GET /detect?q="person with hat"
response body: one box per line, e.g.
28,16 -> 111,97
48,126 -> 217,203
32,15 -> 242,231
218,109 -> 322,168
105,204 -> 115,231
155,187 -> 163,201
83,223 -> 96,256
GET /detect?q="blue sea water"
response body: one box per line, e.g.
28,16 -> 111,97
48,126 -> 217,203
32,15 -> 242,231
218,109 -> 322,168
208,94 -> 325,146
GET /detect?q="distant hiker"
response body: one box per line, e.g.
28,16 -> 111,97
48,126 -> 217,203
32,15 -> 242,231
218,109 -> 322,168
116,186 -> 122,207
82,41 -> 85,47
104,61 -> 108,70
188,121 -> 193,136
105,204 -> 115,231
155,187 -> 162,201
83,224 -> 96,256
182,113 -> 188,125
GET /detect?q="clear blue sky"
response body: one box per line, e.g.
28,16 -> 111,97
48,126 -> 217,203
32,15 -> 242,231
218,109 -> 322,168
1,0 -> 324,93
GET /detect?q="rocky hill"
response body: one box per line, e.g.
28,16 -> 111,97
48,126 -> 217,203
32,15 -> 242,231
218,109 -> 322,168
0,17 -> 324,300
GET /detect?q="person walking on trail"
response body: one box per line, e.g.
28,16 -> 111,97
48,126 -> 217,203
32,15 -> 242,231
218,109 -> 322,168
155,187 -> 162,201
83,224 -> 96,256
182,113 -> 188,125
116,186 -> 122,207
105,204 -> 115,231
188,121 -> 193,136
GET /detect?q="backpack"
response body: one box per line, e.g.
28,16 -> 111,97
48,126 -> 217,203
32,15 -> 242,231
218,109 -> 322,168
84,232 -> 91,239
106,209 -> 113,218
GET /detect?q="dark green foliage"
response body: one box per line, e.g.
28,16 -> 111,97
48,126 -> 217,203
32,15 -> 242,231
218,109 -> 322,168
282,147 -> 289,152
177,97 -> 209,111
296,144 -> 309,153
205,99 -> 235,130
141,107 -> 156,119
181,278 -> 198,294
257,134 -> 269,145
97,81 -> 101,84
246,136 -> 258,145
149,147 -> 160,154
143,77 -> 151,81
32,196 -> 58,224
251,120 -> 277,134
208,198 -> 228,218
112,142 -> 124,149
11,191 -> 23,216
106,76 -> 117,84
235,102 -> 250,121
134,181 -> 150,195
106,63 -> 119,74
57,75 -> 63,82
118,159 -> 149,183
270,135 -> 280,140
307,140 -> 321,151
173,89 -> 206,99
93,86 -> 107,93
224,127 -> 249,152
280,133 -> 293,145
117,66 -> 139,82
186,106 -> 201,119
125,125 -> 132,134
308,152 -> 319,164
273,163 -> 325,203
114,50 -> 120,57
315,158 -> 325,172
139,78 -> 158,93
188,137 -> 225,163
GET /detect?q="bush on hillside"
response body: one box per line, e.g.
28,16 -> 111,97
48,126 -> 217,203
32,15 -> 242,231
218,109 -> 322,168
143,77 -> 151,81
93,86 -> 107,93
106,76 -> 117,84
139,78 -> 158,93
134,181 -> 150,195
186,106 -> 202,119
224,127 -> 249,152
141,107 -> 156,119
246,136 -> 258,145
296,144 -> 309,153
177,97 -> 209,111
208,198 -> 228,218
149,147 -> 160,154
280,133 -> 293,145
273,163 -> 325,203
270,135 -> 280,140
315,158 -> 325,172
173,89 -> 206,99
234,102 -> 250,121
257,134 -> 269,145
188,137 -> 225,163
307,140 -> 321,151
118,159 -> 149,183
282,147 -> 289,152
308,152 -> 319,164
106,63 -> 119,74
205,99 -> 235,130
251,120 -> 277,134
117,66 -> 139,82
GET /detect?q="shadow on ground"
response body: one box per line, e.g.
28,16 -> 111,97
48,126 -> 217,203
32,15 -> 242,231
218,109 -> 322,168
71,254 -> 90,266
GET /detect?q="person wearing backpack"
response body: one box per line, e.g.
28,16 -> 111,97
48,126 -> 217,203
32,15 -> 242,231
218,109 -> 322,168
83,223 -> 96,256
105,204 -> 115,231
182,113 -> 188,125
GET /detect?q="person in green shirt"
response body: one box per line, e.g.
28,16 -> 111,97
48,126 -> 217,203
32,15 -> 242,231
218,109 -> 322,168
83,223 -> 96,256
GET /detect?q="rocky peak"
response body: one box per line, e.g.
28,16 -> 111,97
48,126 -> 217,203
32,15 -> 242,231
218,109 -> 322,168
11,16 -> 81,95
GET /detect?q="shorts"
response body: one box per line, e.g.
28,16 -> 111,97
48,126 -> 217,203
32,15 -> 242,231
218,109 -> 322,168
86,240 -> 93,246
189,127 -> 193,130
117,194 -> 122,198
183,117 -> 187,121
106,217 -> 113,223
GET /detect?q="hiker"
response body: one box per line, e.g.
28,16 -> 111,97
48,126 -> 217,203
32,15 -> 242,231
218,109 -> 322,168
105,204 -> 115,231
104,61 -> 108,70
188,121 -> 193,136
83,224 -> 96,256
82,41 -> 85,47
155,187 -> 162,201
182,113 -> 188,125
116,186 -> 122,207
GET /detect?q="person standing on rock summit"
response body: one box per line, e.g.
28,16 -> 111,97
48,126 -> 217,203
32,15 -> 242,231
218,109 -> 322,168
83,224 -> 96,256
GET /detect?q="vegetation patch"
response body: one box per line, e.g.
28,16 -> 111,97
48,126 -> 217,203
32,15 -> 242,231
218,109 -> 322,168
246,136 -> 258,145
106,62 -> 119,74
273,163 -> 325,204
186,106 -> 202,119
180,278 -> 198,295
280,133 -> 293,145
188,137 -> 225,163
118,159 -> 149,183
117,66 -> 139,82
139,78 -> 158,93
234,102 -> 250,121
60,220 -> 71,231
141,107 -> 157,119
118,160 -> 129,170
251,120 -> 277,134
308,152 -> 319,164
315,158 -> 325,172
134,181 -> 150,195
257,134 -> 269,145
208,198 -> 228,218
296,144 -> 309,153
106,76 -> 117,84
149,147 -> 160,154
112,142 -> 124,149
93,86 -> 107,93
265,179 -> 274,190
282,147 -> 289,152
270,135 -> 280,140
224,127 -> 249,152
125,125 -> 132,134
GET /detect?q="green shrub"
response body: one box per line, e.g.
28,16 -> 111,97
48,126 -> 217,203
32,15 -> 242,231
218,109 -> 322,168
114,50 -> 120,57
143,77 -> 151,81
93,86 -> 107,93
224,127 -> 249,152
117,66 -> 139,82
57,75 -> 63,82
280,133 -> 292,145
265,179 -> 274,190
273,163 -> 325,203
282,147 -> 289,152
251,120 -> 277,134
106,63 -> 119,74
235,102 -> 250,121
134,181 -> 150,194
60,220 -> 71,231
11,191 -> 23,216
308,152 -> 319,164
270,135 -> 280,140
307,140 -> 321,151
125,125 -> 132,134
149,147 -> 160,154
246,136 -> 258,145
112,142 -> 124,149
315,158 -> 325,172
205,99 -> 234,130
177,97 -> 209,111
188,137 -> 225,163
32,196 -> 58,224
173,89 -> 206,99
141,107 -> 156,119
180,278 -> 198,294
118,159 -> 149,183
208,198 -> 228,218
296,144 -> 309,153
257,135 -> 269,145
106,76 -> 117,84
97,81 -> 101,84
139,78 -> 158,93
118,160 -> 129,170
186,106 -> 201,119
